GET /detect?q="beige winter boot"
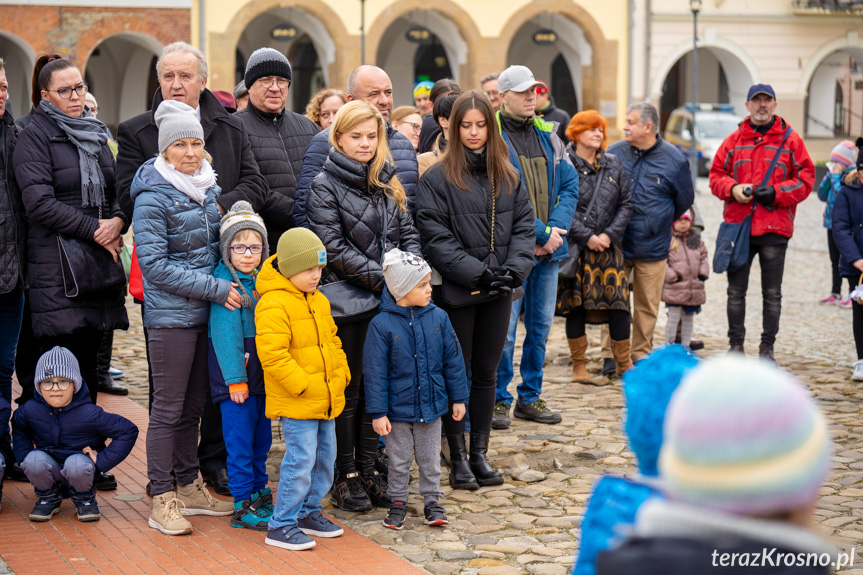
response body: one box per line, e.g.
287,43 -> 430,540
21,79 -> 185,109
176,478 -> 234,516
567,336 -> 592,383
149,492 -> 193,535
611,339 -> 634,377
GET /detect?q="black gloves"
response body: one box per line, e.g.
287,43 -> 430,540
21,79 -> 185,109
479,269 -> 514,297
753,185 -> 776,207
698,274 -> 708,281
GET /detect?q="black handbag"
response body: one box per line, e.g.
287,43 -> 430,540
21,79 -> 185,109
559,164 -> 606,280
713,127 -> 793,274
57,234 -> 127,298
441,174 -> 500,308
318,197 -> 388,325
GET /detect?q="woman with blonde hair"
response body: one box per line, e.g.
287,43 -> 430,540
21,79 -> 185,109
306,100 -> 421,512
390,105 -> 422,151
558,110 -> 633,382
305,88 -> 347,130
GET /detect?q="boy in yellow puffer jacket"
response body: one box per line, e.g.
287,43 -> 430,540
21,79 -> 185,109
255,228 -> 350,551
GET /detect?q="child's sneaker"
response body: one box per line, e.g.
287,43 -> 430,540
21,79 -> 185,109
331,470 -> 372,512
853,361 -> 863,382
250,487 -> 274,518
29,491 -> 62,522
820,293 -> 841,304
360,470 -> 391,508
423,502 -> 448,526
265,525 -> 316,551
383,501 -> 407,530
298,510 -> 344,537
176,478 -> 233,516
230,499 -> 270,531
841,296 -> 854,308
148,492 -> 193,535
73,493 -> 101,522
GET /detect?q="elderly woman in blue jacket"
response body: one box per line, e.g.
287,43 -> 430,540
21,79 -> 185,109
131,100 -> 239,536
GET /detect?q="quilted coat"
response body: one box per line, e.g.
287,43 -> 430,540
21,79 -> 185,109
661,232 -> 709,307
363,288 -> 469,423
255,254 -> 350,420
0,108 -> 25,294
131,159 -> 230,329
305,149 -> 422,294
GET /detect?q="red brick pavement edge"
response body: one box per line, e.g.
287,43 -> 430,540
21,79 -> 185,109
1,387 -> 425,575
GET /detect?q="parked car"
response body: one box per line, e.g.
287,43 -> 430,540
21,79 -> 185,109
665,104 -> 743,176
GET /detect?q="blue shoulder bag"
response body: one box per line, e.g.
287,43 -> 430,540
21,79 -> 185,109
713,127 -> 792,274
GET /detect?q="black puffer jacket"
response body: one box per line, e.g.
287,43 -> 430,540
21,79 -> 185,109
565,145 -> 633,249
416,151 -> 536,289
306,149 -> 421,294
13,107 -> 129,339
116,89 -> 268,219
0,109 -> 26,294
235,103 -> 320,246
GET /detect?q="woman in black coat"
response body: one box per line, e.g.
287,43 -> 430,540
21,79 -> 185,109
306,100 -> 421,512
13,56 -> 128,406
416,90 -> 535,490
558,111 -> 633,382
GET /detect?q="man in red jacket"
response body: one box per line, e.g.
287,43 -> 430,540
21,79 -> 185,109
709,84 -> 814,361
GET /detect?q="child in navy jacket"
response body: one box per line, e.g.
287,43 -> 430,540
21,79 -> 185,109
208,201 -> 271,531
364,249 -> 469,530
13,347 -> 138,522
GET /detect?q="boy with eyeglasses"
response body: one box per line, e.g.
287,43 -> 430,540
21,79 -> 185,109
12,346 -> 138,522
207,201 -> 273,530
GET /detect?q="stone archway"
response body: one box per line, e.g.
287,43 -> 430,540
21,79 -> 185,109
800,33 -> 863,138
0,31 -> 36,118
211,0 -> 353,99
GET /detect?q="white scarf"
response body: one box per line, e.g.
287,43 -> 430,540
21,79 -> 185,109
154,155 -> 216,205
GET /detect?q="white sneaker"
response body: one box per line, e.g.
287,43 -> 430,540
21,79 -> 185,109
853,361 -> 863,382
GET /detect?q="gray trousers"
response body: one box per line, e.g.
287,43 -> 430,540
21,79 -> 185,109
386,419 -> 442,505
146,327 -> 209,496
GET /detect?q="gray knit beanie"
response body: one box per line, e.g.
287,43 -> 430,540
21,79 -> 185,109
244,48 -> 292,89
154,100 -> 204,154
35,346 -> 83,395
219,200 -> 269,308
382,248 -> 431,302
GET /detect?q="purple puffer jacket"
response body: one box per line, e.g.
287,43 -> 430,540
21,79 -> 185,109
661,233 -> 709,306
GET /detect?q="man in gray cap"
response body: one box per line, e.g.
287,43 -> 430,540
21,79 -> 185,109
235,47 -> 320,246
492,65 -> 578,429
233,81 -> 249,112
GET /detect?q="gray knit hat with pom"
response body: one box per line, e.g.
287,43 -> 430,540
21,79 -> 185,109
219,201 -> 269,308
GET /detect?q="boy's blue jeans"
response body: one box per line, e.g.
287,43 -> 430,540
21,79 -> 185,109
220,394 -> 271,502
269,418 -> 335,530
21,450 -> 95,495
496,259 -> 559,405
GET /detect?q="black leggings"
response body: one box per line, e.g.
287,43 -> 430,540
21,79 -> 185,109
829,230 -> 853,295
334,319 -> 378,475
433,286 -> 513,436
845,276 -> 863,359
565,308 -> 630,341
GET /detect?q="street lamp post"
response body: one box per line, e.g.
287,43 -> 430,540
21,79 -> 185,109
360,0 -> 366,64
690,0 -> 701,185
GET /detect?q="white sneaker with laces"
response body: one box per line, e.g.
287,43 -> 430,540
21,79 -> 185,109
853,361 -> 863,382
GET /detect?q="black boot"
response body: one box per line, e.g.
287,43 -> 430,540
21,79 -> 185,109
447,434 -> 479,490
97,331 -> 128,396
469,432 -> 503,486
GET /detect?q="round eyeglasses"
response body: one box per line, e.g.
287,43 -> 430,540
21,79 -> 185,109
229,244 -> 264,255
39,378 -> 74,391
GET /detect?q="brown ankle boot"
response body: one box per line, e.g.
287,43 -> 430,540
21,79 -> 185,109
567,336 -> 591,383
611,339 -> 633,377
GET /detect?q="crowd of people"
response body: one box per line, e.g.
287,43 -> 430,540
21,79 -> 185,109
0,36 -> 856,572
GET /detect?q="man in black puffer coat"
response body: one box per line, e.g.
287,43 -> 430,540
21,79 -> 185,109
294,65 -> 418,227
235,48 -> 320,247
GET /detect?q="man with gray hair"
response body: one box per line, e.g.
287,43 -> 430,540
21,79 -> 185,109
115,41 -> 267,497
607,102 -> 693,365
292,64 -> 419,228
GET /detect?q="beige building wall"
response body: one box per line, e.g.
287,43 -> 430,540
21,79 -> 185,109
193,0 -> 631,130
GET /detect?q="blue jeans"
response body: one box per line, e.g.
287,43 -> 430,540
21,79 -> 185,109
220,394 -> 272,502
0,287 -> 24,405
270,418 -> 336,530
496,259 -> 559,405
21,450 -> 95,495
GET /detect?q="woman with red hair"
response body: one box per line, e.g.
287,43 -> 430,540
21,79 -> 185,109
557,111 -> 634,383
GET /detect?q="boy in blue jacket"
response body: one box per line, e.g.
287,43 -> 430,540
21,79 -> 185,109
13,347 -> 138,522
208,201 -> 272,531
364,249 -> 469,530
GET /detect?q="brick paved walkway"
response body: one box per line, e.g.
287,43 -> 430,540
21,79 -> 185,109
0,386 -> 424,575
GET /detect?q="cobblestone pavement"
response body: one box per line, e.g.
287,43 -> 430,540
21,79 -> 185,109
110,183 -> 863,574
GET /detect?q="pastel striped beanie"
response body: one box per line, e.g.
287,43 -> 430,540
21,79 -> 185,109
831,140 -> 856,167
660,355 -> 831,515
